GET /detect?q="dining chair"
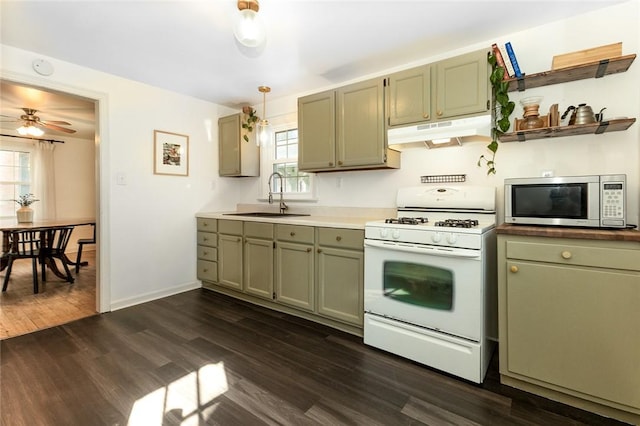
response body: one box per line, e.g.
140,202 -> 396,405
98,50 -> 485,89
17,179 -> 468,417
75,223 -> 96,273
2,229 -> 42,294
40,226 -> 75,284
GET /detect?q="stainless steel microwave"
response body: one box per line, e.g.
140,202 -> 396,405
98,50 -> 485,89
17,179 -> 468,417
504,174 -> 626,228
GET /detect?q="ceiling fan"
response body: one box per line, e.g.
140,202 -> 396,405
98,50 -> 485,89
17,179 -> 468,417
1,107 -> 77,135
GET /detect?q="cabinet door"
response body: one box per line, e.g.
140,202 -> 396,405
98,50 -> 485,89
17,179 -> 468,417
244,237 -> 274,299
275,241 -> 314,311
505,261 -> 640,409
387,65 -> 431,126
298,90 -> 336,171
337,78 -> 386,168
218,114 -> 241,176
317,246 -> 363,326
434,49 -> 490,119
218,233 -> 243,290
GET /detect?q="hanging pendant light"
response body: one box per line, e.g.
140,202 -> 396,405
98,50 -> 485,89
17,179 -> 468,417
233,0 -> 266,48
256,86 -> 272,147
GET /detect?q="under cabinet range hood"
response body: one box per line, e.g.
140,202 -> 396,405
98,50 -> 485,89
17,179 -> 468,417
387,115 -> 492,148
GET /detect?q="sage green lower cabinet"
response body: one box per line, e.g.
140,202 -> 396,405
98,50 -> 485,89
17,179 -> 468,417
196,218 -> 218,283
197,218 -> 365,335
498,234 -> 640,424
243,222 -> 274,300
275,224 -> 315,312
217,220 -> 243,290
316,228 -> 364,326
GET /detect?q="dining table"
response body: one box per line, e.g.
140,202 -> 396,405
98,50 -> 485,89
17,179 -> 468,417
0,217 -> 96,277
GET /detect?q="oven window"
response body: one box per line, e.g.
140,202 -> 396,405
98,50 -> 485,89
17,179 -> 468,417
383,261 -> 453,310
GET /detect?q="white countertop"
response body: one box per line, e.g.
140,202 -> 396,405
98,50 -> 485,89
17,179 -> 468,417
196,211 -> 388,230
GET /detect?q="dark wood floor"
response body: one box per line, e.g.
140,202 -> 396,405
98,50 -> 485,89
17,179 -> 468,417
0,289 -> 629,426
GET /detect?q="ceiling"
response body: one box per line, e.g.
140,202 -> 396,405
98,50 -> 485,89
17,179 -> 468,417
0,0 -> 627,141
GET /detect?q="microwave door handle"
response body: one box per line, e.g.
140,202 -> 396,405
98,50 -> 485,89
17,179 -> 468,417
364,239 -> 480,259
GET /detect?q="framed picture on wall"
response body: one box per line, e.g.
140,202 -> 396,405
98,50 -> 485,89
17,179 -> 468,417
153,130 -> 189,176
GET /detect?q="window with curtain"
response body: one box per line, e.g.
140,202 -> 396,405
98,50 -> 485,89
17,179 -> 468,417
0,149 -> 32,219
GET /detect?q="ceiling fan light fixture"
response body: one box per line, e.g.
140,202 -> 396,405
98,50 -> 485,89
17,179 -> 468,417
233,0 -> 266,48
17,123 -> 44,137
256,85 -> 272,147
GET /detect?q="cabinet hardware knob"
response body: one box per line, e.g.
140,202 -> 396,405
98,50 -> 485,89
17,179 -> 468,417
423,113 -> 429,119
203,268 -> 208,273
290,232 -> 295,237
203,223 -> 208,227
338,161 -> 343,166
203,237 -> 208,242
437,110 -> 443,116
317,249 -> 322,253
561,251 -> 572,259
510,265 -> 519,273
329,162 -> 334,167
203,251 -> 208,256
307,248 -> 312,252
336,236 -> 342,241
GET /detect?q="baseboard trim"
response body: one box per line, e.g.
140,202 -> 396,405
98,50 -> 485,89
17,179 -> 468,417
110,281 -> 201,311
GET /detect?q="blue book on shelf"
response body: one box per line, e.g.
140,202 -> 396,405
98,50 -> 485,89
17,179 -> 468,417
505,42 -> 523,78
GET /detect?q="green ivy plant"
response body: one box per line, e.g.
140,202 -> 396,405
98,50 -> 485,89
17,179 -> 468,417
478,53 -> 515,175
241,106 -> 259,142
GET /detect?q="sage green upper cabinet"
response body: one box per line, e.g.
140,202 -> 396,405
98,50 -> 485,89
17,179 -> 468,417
386,49 -> 490,127
387,65 -> 432,126
218,113 -> 259,177
298,79 -> 400,172
298,90 -> 336,170
434,49 -> 490,120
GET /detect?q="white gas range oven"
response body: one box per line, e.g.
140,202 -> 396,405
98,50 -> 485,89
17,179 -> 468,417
363,185 -> 497,383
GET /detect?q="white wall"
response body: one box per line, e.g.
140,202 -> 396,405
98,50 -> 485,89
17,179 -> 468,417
0,44 -> 252,310
226,1 -> 640,226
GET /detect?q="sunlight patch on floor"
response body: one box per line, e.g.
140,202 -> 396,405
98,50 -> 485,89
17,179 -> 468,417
128,362 -> 229,425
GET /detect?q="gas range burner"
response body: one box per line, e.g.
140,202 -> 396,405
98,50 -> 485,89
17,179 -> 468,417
385,217 -> 429,225
435,219 -> 479,228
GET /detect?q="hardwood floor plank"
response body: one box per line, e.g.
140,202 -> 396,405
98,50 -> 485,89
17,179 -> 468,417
1,289 -> 631,426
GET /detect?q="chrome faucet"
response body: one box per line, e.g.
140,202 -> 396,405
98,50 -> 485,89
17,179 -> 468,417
268,172 -> 288,214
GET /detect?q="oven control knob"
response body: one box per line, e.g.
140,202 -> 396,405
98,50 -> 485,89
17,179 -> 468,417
432,232 -> 442,243
447,233 -> 457,244
380,228 -> 389,239
392,229 -> 401,239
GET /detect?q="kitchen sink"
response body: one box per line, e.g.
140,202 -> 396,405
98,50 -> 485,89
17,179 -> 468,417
223,212 -> 311,218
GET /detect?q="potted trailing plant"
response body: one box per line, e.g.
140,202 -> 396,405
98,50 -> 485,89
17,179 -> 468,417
14,193 -> 39,223
478,53 -> 515,175
241,106 -> 259,142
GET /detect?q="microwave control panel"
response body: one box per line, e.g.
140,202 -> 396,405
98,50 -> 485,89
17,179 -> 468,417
601,180 -> 625,225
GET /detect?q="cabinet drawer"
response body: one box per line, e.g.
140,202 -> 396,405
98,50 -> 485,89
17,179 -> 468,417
197,259 -> 218,282
318,228 -> 364,250
197,246 -> 217,261
218,219 -> 243,235
197,231 -> 217,247
506,240 -> 640,271
197,218 -> 217,232
245,221 -> 274,239
276,224 -> 315,243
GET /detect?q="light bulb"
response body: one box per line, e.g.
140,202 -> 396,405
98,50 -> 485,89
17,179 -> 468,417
257,120 -> 272,147
233,9 -> 266,47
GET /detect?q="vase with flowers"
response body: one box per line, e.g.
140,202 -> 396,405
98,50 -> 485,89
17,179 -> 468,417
14,193 -> 39,223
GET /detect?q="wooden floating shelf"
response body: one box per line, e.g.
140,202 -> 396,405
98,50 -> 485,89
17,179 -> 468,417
506,54 -> 636,92
499,118 -> 636,143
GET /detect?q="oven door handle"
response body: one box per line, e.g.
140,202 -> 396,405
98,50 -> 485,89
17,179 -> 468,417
364,239 -> 481,259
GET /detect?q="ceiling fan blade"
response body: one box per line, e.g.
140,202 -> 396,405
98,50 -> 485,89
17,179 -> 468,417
41,122 -> 77,134
41,119 -> 72,126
